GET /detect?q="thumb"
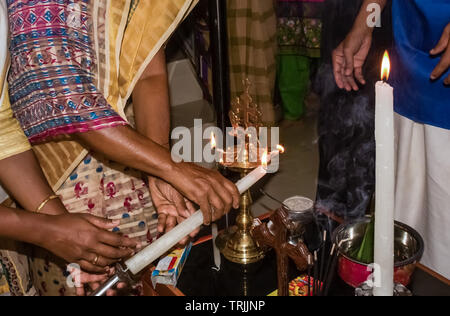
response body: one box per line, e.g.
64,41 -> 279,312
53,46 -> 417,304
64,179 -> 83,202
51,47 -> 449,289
83,214 -> 120,230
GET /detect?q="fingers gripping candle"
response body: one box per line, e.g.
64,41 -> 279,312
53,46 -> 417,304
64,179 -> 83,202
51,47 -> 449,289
374,51 -> 395,296
125,162 -> 271,275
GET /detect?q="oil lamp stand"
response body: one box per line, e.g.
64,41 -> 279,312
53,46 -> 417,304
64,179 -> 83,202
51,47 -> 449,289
216,168 -> 265,265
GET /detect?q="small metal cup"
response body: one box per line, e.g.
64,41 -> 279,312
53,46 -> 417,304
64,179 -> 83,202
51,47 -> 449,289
282,196 -> 315,246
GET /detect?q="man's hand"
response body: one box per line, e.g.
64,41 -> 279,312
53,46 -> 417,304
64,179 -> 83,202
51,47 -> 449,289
148,177 -> 199,245
42,214 -> 137,273
168,163 -> 240,226
430,23 -> 450,85
333,27 -> 373,91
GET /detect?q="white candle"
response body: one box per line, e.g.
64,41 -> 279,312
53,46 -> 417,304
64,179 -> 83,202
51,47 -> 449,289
374,51 -> 395,296
211,223 -> 221,270
125,163 -> 271,275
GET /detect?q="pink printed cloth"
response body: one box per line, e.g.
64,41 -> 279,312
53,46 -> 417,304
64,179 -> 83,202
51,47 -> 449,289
6,0 -> 128,144
31,154 -> 159,296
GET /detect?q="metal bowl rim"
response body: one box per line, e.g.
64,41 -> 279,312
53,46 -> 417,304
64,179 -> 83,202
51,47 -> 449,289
332,216 -> 425,268
282,196 -> 315,213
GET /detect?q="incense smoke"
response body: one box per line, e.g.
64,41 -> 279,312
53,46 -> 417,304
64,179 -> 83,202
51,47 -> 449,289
313,0 -> 393,233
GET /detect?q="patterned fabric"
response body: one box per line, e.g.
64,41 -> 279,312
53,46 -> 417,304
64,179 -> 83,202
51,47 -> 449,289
0,239 -> 36,296
277,0 -> 324,58
127,0 -> 140,23
31,154 -> 158,296
0,263 -> 9,295
1,0 -> 198,296
14,0 -> 197,194
0,0 -> 30,161
227,0 -> 277,125
7,0 -> 128,144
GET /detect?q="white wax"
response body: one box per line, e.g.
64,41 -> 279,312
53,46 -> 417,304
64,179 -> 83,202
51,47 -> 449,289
125,211 -> 204,275
125,165 -> 269,275
211,223 -> 221,270
235,166 -> 267,193
374,81 -> 395,296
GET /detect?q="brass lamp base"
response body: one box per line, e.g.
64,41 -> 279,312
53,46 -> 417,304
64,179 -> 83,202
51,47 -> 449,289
217,142 -> 266,265
216,226 -> 265,265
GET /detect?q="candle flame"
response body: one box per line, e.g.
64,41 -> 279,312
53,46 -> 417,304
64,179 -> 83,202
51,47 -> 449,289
211,132 -> 216,149
381,51 -> 391,81
261,150 -> 269,168
276,145 -> 285,154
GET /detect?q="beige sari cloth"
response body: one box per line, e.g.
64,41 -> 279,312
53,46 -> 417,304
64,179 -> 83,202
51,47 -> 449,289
1,0 -> 198,296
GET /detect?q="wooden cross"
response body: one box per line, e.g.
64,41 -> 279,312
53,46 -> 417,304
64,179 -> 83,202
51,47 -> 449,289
251,208 -> 311,296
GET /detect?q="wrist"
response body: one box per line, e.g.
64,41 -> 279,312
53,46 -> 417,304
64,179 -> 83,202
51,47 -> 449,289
161,160 -> 183,186
38,197 -> 68,216
21,212 -> 54,247
353,13 -> 374,36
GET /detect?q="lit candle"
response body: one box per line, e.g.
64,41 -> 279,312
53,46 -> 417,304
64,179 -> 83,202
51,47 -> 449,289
374,51 -> 395,296
124,148 -> 283,275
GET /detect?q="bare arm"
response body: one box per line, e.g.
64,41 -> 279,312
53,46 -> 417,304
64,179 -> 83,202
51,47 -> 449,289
75,49 -> 239,226
0,151 -> 137,273
333,0 -> 388,91
133,49 -> 171,148
132,49 -> 199,241
75,125 -> 240,226
0,150 -> 67,215
0,206 -> 49,245
0,204 -> 137,273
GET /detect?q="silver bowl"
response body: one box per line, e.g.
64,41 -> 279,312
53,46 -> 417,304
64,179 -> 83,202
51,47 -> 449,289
333,216 -> 424,288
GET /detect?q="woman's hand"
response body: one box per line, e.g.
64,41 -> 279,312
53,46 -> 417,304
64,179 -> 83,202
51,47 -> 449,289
430,23 -> 450,85
333,27 -> 373,91
41,214 -> 138,273
148,177 -> 199,246
168,162 -> 240,226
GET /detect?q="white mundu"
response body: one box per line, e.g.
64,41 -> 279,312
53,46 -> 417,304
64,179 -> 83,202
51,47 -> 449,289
395,114 -> 450,280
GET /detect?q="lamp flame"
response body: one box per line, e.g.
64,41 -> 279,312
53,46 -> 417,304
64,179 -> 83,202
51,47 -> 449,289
261,150 -> 269,168
381,51 -> 391,81
276,145 -> 285,154
211,132 -> 216,149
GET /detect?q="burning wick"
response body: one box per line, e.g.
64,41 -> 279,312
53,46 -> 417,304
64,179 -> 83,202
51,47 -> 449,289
211,132 -> 217,150
276,145 -> 285,154
261,150 -> 269,169
381,51 -> 390,82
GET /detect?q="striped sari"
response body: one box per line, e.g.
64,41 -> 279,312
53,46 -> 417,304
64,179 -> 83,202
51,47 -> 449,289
227,0 -> 278,125
1,0 -> 197,296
